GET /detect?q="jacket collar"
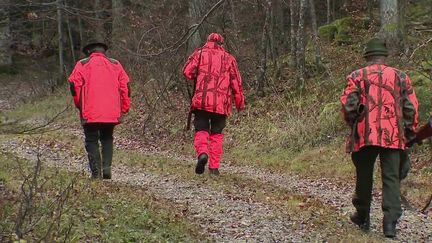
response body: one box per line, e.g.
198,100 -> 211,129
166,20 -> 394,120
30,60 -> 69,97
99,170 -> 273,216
89,52 -> 106,58
203,42 -> 224,51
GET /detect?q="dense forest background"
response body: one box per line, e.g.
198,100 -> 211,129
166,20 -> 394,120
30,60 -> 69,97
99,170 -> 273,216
0,0 -> 432,242
1,0 -> 432,146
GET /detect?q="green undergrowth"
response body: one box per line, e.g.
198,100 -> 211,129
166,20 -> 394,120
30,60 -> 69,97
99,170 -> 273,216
0,151 -> 203,242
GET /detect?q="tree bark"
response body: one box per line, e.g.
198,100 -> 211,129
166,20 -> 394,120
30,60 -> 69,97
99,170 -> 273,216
94,0 -> 104,40
289,0 -> 297,68
267,0 -> 276,63
0,0 -> 12,68
112,0 -> 123,51
257,1 -> 270,97
326,0 -> 331,24
57,0 -> 65,76
297,0 -> 307,85
379,0 -> 404,54
65,1 -> 75,64
78,16 -> 83,50
187,0 -> 206,53
309,0 -> 321,66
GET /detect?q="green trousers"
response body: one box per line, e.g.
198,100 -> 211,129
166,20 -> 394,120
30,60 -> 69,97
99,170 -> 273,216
351,146 -> 402,223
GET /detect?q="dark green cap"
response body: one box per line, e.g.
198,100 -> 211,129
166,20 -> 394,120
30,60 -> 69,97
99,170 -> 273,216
82,39 -> 108,55
363,38 -> 388,58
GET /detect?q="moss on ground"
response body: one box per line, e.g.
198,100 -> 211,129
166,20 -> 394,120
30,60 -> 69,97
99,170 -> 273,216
318,25 -> 338,41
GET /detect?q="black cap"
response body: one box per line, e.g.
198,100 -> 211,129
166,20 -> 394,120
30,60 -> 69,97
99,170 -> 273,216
82,39 -> 108,54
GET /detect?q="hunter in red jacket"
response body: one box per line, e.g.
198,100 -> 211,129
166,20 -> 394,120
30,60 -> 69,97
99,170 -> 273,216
340,38 -> 418,238
183,33 -> 245,175
68,39 -> 131,179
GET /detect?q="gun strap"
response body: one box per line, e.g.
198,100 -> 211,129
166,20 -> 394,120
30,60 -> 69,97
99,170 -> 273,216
350,69 -> 367,152
362,68 -> 371,145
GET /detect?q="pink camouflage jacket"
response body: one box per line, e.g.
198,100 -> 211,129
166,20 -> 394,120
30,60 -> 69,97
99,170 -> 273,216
340,64 -> 419,152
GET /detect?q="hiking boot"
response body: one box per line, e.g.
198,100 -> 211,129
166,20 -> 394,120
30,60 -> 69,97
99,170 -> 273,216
195,153 -> 208,174
350,211 -> 370,231
383,219 -> 397,238
209,168 -> 220,176
103,167 -> 112,179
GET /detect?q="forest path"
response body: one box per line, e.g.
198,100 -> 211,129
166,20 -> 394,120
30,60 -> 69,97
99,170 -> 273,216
1,127 -> 431,242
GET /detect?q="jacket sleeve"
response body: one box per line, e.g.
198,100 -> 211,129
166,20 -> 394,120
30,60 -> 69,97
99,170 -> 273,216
68,62 -> 84,109
340,74 -> 361,125
229,58 -> 245,111
118,64 -> 131,114
401,74 -> 419,140
182,50 -> 199,80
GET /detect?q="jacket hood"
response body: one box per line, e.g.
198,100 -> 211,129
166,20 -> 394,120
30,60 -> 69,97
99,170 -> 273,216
207,33 -> 224,44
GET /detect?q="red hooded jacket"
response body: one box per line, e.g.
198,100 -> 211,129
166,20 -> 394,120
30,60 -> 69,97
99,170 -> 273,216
68,52 -> 130,124
340,64 -> 418,152
183,34 -> 244,116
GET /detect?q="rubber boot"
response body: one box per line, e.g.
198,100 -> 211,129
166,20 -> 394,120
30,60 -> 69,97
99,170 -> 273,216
209,133 -> 224,170
194,131 -> 209,174
383,217 -> 397,238
85,139 -> 102,179
350,211 -> 370,231
195,153 -> 208,174
101,138 -> 113,179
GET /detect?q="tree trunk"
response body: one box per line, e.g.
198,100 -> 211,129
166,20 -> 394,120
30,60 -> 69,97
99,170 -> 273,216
309,0 -> 321,66
65,1 -> 75,64
267,0 -> 276,63
397,0 -> 406,53
273,0 -> 285,51
289,0 -> 297,68
257,1 -> 270,97
297,0 -> 307,85
0,0 -> 12,69
379,0 -> 404,54
187,0 -> 206,53
78,16 -> 83,50
229,0 -> 239,37
57,0 -> 65,77
326,0 -> 331,23
112,0 -> 123,51
94,0 -> 104,40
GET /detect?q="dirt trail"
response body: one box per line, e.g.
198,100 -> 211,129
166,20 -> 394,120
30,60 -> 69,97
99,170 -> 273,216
1,139 -> 307,242
227,165 -> 432,240
1,136 -> 431,242
141,150 -> 432,241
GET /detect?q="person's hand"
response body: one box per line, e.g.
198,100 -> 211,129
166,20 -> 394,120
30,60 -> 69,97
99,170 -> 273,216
406,137 -> 421,148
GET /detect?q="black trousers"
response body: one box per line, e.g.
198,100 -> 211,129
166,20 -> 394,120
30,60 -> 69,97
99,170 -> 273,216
83,123 -> 115,178
193,110 -> 226,134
